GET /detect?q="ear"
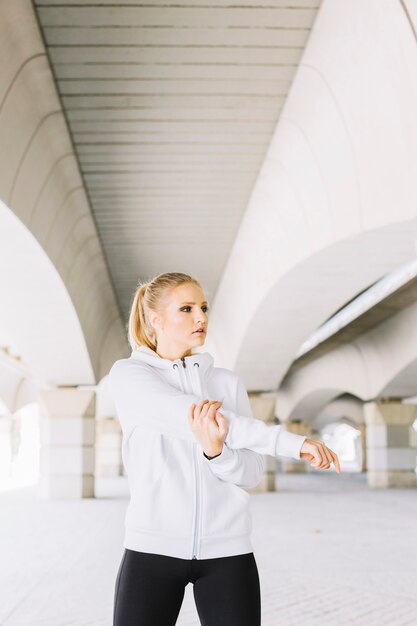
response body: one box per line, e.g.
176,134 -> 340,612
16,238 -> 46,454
148,312 -> 160,331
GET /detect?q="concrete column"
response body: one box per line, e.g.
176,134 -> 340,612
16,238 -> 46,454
247,393 -> 277,493
280,420 -> 311,473
357,423 -> 367,472
363,400 -> 417,488
37,387 -> 96,499
95,417 -> 123,477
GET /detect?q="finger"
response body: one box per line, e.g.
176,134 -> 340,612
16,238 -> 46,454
320,442 -> 333,468
216,412 -> 228,438
303,453 -> 315,462
196,400 -> 209,421
311,441 -> 324,467
200,400 -> 222,419
195,399 -> 210,419
206,402 -> 222,421
327,447 -> 341,474
188,404 -> 196,426
315,441 -> 333,469
206,405 -> 216,421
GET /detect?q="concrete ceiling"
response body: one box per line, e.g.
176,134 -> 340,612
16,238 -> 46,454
32,0 -> 322,319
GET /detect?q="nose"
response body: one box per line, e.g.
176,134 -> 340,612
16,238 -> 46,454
195,311 -> 207,324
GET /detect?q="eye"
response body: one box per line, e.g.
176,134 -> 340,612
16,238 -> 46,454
180,305 -> 209,312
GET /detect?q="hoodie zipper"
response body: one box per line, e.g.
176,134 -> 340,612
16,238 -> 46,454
174,356 -> 202,560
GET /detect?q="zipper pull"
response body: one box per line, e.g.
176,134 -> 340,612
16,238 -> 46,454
181,356 -> 186,368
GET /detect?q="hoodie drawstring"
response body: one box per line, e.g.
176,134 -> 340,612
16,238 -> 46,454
172,361 -> 205,399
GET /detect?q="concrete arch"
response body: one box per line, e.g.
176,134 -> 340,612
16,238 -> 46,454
0,200 -> 95,386
313,396 -> 364,430
0,0 -> 128,383
381,360 -> 417,399
209,0 -> 417,392
277,351 -> 369,422
277,299 -> 417,421
357,300 -> 417,399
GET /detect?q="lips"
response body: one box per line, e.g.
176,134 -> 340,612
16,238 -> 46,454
193,329 -> 206,334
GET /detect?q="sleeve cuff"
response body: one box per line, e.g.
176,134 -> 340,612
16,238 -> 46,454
276,429 -> 307,460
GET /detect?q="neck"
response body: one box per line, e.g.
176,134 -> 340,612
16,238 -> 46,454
155,346 -> 192,361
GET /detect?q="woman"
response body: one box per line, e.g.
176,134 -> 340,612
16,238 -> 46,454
108,272 -> 340,626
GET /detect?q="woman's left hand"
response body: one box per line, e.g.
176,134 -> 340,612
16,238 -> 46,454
188,399 -> 228,457
300,438 -> 341,473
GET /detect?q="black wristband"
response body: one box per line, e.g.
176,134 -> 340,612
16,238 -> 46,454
203,451 -> 222,460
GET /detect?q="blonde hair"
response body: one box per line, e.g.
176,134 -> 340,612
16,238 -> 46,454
128,272 -> 202,351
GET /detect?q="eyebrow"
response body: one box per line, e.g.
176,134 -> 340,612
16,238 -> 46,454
180,301 -> 208,305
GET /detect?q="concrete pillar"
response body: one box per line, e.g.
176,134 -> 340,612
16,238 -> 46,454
280,420 -> 312,473
357,423 -> 367,471
247,393 -> 277,493
37,387 -> 96,499
363,400 -> 417,488
95,417 -> 123,477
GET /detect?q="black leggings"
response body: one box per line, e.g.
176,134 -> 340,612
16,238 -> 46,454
113,548 -> 261,626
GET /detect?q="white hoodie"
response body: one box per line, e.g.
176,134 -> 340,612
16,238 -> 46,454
108,345 -> 307,560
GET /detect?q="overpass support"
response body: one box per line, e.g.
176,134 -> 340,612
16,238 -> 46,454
357,423 -> 367,472
37,388 -> 96,499
247,394 -> 278,493
364,401 -> 417,488
95,417 -> 124,478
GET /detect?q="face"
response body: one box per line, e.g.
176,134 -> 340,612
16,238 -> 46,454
149,282 -> 209,357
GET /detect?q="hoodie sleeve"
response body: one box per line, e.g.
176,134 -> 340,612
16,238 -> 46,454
107,359 -> 307,460
201,375 -> 266,489
222,407 -> 307,461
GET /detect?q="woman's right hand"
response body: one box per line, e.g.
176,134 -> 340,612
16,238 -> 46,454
188,399 -> 229,457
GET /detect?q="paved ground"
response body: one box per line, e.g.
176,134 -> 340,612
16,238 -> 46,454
1,469 -> 417,625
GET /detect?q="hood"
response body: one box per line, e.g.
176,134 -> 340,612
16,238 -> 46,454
130,344 -> 214,377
